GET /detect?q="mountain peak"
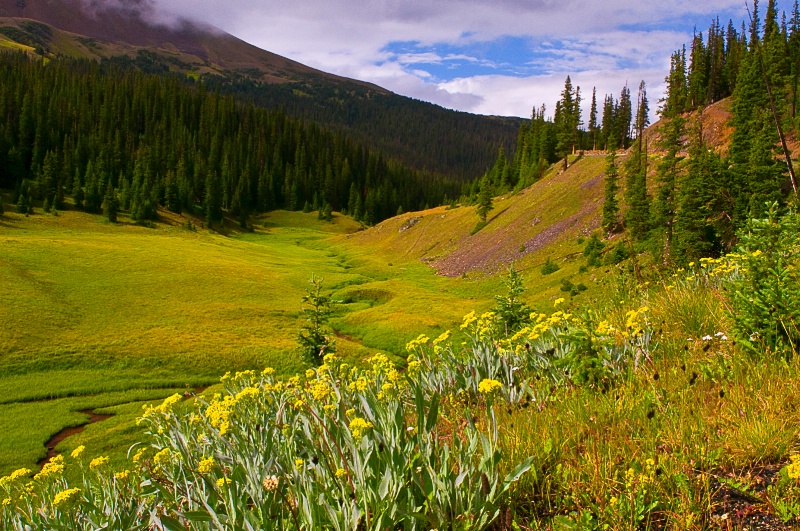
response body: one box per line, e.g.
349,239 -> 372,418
0,0 -> 375,86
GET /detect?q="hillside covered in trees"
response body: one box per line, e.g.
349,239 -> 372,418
0,1 -> 522,181
0,54 -> 470,226
480,0 -> 799,269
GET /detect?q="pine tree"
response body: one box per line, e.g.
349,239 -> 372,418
588,87 -> 599,151
673,123 -> 721,263
205,171 -> 223,226
297,274 -> 336,365
555,76 -> 581,167
103,183 -> 119,223
602,152 -> 621,233
653,116 -> 686,263
476,176 -> 494,223
623,139 -> 651,241
634,81 -> 650,141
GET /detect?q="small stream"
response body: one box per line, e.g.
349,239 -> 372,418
37,409 -> 113,467
36,386 -> 209,467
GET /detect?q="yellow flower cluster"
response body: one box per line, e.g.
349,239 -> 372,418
406,355 -> 422,378
459,311 -> 496,339
349,417 -> 374,440
310,381 -> 332,401
70,446 -> 85,459
34,455 -> 65,480
235,386 -> 261,403
10,468 -> 31,481
0,468 -> 31,487
406,334 -> 430,352
216,477 -> 232,488
198,456 -> 215,474
153,448 -> 172,467
114,470 -> 131,480
509,311 -> 573,342
624,307 -> 650,338
788,454 -> 800,480
53,487 -> 81,508
89,456 -> 110,470
478,378 -> 502,396
142,393 -> 183,417
206,395 -> 237,435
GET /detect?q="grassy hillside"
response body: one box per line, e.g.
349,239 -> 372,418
0,155 -> 618,472
2,149 -> 800,527
0,201 -> 485,472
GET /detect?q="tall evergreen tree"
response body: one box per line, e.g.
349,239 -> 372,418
653,116 -> 686,263
205,171 -> 223,226
476,175 -> 494,223
103,183 -> 119,223
602,152 -> 621,233
588,87 -> 599,150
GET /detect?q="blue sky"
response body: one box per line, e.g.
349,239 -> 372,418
150,0 -> 786,120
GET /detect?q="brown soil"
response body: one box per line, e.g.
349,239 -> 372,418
434,160 -> 604,278
37,408 -> 112,467
706,465 -> 795,530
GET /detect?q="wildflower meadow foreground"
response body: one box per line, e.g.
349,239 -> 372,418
2,207 -> 800,529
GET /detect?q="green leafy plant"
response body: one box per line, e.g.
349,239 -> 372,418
493,265 -> 532,335
541,257 -> 560,275
297,274 -> 337,365
727,202 -> 800,358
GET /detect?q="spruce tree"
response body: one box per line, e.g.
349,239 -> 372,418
297,274 -> 336,365
103,183 -> 119,223
623,140 -> 651,241
476,176 -> 494,223
674,123 -> 721,263
72,168 -> 84,210
205,171 -> 223,226
653,116 -> 686,263
602,152 -> 621,233
588,87 -> 599,151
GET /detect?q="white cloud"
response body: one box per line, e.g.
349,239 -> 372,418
145,0 -> 761,116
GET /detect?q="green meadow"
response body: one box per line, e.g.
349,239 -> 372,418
0,156 -> 613,474
0,203 -> 504,473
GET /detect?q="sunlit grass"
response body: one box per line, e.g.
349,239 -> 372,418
0,204 -> 496,471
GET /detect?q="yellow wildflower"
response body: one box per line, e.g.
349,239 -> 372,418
153,448 -> 172,467
132,448 -> 147,464
262,367 -> 276,376
295,458 -> 304,468
70,446 -> 85,459
554,298 -> 565,307
198,456 -> 215,474
89,456 -> 110,470
114,470 -> 131,480
53,487 -> 81,508
432,330 -> 451,345
460,311 -> 477,330
406,357 -> 422,378
34,455 -> 65,480
216,477 -> 232,488
349,417 -> 374,440
335,468 -> 347,478
10,468 -> 31,480
310,381 -> 332,401
478,378 -> 502,396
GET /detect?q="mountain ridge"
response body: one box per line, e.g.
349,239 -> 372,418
0,0 -> 522,179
